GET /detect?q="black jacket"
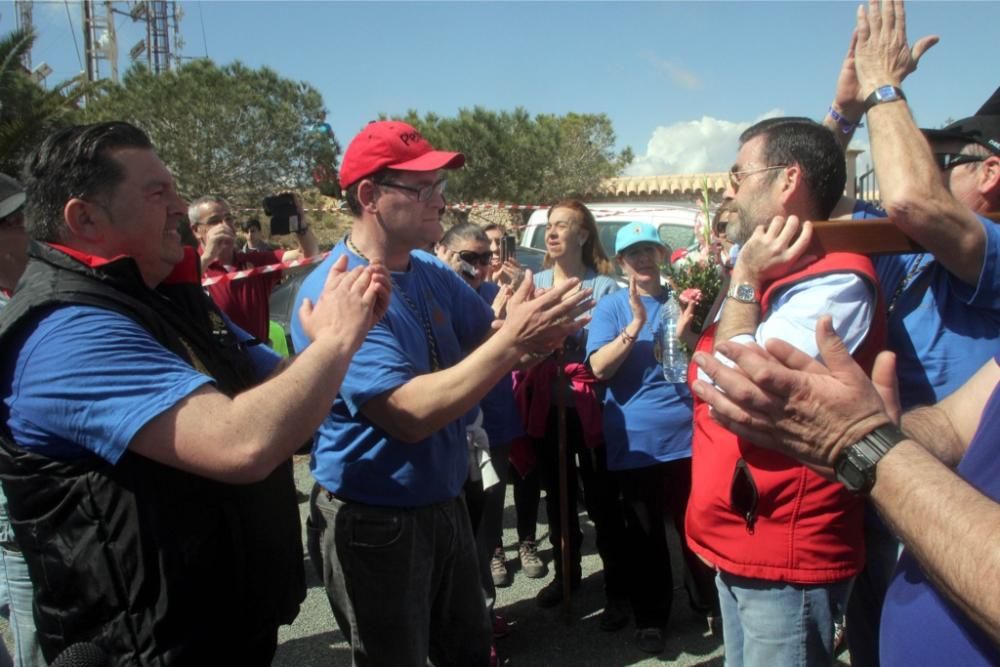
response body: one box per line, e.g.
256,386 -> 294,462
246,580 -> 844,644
0,242 -> 304,665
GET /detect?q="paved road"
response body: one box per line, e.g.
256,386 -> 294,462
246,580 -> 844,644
274,456 -> 726,667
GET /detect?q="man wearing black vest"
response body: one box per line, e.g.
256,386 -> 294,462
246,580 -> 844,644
0,122 -> 389,664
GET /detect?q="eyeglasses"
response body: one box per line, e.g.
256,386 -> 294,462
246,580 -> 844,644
933,153 -> 986,171
377,178 -> 448,202
457,250 -> 492,267
728,164 -> 788,192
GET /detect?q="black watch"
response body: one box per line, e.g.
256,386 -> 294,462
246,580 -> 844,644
834,423 -> 906,494
863,85 -> 906,114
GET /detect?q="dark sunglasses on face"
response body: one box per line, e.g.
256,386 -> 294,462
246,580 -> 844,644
457,250 -> 492,267
933,153 -> 986,171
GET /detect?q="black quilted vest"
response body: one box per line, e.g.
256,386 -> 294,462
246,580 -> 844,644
0,242 -> 304,665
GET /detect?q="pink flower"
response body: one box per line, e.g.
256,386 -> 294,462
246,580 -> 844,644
680,288 -> 703,305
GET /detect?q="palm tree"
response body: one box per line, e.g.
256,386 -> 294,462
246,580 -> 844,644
0,27 -> 97,175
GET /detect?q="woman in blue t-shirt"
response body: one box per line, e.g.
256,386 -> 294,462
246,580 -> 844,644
514,200 -> 629,626
585,222 -> 719,654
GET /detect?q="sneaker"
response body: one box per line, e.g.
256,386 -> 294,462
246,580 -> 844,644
490,547 -> 510,588
518,539 -> 547,579
535,576 -> 579,608
635,627 -> 665,654
599,598 -> 630,632
492,613 -> 511,640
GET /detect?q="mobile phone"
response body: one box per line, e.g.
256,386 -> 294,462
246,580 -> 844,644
500,235 -> 517,263
459,259 -> 477,278
262,193 -> 299,235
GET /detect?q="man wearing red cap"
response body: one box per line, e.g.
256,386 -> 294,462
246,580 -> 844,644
292,121 -> 592,666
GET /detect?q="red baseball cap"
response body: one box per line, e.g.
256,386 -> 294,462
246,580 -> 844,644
338,120 -> 465,188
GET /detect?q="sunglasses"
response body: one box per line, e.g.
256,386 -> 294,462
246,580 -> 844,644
730,458 -> 758,532
933,153 -> 986,171
457,250 -> 492,267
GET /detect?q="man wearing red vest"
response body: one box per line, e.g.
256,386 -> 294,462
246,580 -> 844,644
686,117 -> 886,667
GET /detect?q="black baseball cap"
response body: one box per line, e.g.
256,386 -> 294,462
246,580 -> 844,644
923,85 -> 1000,156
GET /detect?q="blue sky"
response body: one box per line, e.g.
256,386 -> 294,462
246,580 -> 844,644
5,1 -> 998,177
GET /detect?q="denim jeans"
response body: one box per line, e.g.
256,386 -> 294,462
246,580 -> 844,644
310,489 -> 491,667
717,571 -> 852,667
0,545 -> 43,667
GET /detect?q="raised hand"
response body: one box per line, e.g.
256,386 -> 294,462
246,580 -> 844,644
501,269 -> 594,355
733,215 -> 815,288
691,315 -> 895,469
298,255 -> 392,351
854,0 -> 939,93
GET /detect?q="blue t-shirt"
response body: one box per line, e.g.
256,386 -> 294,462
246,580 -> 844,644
291,244 -> 493,507
532,268 -> 619,365
477,282 -> 522,448
585,288 -> 693,471
871,209 -> 1000,408
0,305 -> 278,463
880,356 -> 1000,666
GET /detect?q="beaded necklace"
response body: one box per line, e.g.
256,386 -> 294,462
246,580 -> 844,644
345,234 -> 441,371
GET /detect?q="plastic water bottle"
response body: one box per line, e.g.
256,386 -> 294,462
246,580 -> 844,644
658,291 -> 688,383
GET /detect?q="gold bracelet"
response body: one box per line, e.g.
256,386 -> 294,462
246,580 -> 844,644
620,330 -> 636,344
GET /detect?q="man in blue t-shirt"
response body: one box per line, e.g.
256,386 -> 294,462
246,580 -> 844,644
292,120 -> 593,667
821,3 -> 1000,661
0,122 -> 391,664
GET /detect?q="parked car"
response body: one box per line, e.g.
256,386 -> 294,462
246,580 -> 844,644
520,202 -> 701,282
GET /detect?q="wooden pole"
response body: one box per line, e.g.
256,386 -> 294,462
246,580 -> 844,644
556,358 -> 573,620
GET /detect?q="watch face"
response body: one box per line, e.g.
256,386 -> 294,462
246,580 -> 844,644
836,451 -> 870,493
736,284 -> 756,302
877,85 -> 898,102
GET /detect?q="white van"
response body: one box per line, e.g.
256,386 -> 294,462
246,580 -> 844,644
520,202 -> 701,261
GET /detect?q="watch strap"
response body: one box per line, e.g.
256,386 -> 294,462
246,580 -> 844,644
863,85 -> 906,114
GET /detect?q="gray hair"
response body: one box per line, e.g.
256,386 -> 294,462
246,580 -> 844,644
188,194 -> 230,226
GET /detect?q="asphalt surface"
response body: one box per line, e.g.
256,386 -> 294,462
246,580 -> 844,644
274,456 -> 727,667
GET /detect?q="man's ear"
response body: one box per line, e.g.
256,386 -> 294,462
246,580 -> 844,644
357,179 -> 379,214
778,164 -> 802,204
63,198 -> 107,243
978,155 -> 1000,203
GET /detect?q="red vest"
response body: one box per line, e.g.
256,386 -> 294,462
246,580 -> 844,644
685,252 -> 886,584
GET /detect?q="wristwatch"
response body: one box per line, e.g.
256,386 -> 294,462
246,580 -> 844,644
834,423 -> 907,494
863,85 -> 906,114
726,282 -> 760,305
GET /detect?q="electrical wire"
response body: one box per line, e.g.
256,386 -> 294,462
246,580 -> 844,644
63,0 -> 83,70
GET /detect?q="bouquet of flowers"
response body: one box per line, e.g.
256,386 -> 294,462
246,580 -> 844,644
664,180 -> 724,334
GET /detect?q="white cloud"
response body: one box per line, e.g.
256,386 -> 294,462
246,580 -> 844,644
641,51 -> 701,91
625,109 -> 784,176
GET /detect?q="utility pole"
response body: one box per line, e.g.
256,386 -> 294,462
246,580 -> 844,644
82,0 -> 119,84
128,1 -> 183,74
14,0 -> 33,69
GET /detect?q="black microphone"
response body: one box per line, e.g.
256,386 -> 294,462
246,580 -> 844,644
50,642 -> 109,667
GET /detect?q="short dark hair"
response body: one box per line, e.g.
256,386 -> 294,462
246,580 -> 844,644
440,222 -> 488,247
22,122 -> 153,243
344,168 -> 392,217
739,117 -> 846,219
242,217 -> 262,233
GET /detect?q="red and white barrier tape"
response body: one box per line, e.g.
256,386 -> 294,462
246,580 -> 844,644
201,251 -> 331,287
